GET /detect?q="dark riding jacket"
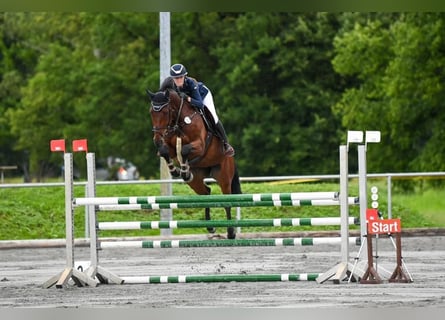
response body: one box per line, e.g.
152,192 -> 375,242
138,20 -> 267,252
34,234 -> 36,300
176,77 -> 209,109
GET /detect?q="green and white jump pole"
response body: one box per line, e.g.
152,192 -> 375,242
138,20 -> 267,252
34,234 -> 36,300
121,273 -> 320,284
74,191 -> 342,206
97,217 -> 359,231
99,237 -> 361,249
93,197 -> 358,211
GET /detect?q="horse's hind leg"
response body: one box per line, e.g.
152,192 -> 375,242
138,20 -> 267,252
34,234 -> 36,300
204,207 -> 215,234
213,158 -> 238,239
214,187 -> 236,239
224,207 -> 235,239
186,170 -> 214,234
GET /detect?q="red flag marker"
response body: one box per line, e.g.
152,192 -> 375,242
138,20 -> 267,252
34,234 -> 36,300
50,139 -> 66,152
72,139 -> 88,152
366,208 -> 379,223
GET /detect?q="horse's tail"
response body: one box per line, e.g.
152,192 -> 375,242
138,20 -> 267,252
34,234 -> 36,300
231,164 -> 242,194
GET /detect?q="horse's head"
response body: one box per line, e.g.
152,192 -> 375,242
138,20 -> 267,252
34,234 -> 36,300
147,88 -> 182,155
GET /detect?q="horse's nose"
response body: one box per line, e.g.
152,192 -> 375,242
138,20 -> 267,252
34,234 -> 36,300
154,138 -> 163,150
154,138 -> 168,158
158,144 -> 170,159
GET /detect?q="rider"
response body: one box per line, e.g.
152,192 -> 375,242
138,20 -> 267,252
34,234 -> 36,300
168,63 -> 235,157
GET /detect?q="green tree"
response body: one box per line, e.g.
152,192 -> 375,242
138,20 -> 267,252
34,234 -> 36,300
6,12 -> 442,181
6,13 -> 160,180
210,13 -> 344,175
333,13 -> 445,173
0,13 -> 41,180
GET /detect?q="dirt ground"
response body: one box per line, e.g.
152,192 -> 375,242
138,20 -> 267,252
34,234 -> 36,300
1,234 -> 444,308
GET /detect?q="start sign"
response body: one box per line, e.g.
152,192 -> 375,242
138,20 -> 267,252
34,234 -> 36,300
368,218 -> 401,235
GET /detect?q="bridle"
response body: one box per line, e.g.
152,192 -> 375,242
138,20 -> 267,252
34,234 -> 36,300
151,91 -> 187,138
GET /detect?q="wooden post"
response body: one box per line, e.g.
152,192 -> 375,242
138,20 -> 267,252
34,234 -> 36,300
360,232 -> 383,284
389,232 -> 412,283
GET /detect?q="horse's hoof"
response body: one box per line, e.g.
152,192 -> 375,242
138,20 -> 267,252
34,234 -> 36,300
227,228 -> 236,239
182,172 -> 193,183
170,169 -> 181,178
207,227 -> 216,234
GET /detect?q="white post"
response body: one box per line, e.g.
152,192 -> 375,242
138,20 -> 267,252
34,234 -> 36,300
43,153 -> 98,288
317,145 -> 355,284
159,12 -> 173,236
84,153 -> 123,284
64,153 -> 75,270
358,145 -> 368,238
339,145 -> 350,265
86,153 -> 98,269
84,186 -> 89,238
358,145 -> 368,261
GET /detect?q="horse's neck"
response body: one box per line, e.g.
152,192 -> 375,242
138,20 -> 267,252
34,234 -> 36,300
174,103 -> 211,139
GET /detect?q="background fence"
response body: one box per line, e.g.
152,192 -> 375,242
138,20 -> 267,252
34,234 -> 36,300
2,171 -> 445,220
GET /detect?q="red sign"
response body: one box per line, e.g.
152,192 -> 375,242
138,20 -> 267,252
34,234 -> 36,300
72,139 -> 88,152
368,218 -> 401,235
366,208 -> 379,222
50,139 -> 66,152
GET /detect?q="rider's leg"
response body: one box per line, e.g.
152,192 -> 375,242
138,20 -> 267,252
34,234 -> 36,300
202,90 -> 219,123
215,121 -> 235,157
202,89 -> 235,157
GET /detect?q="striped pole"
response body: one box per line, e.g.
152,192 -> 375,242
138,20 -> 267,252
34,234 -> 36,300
121,273 -> 320,284
100,237 -> 361,249
95,197 -> 358,211
98,217 -> 359,230
74,192 -> 340,206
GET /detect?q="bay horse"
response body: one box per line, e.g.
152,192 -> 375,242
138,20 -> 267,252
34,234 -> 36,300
146,79 -> 241,239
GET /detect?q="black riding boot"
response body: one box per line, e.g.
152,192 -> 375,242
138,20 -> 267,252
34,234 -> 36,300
215,121 -> 235,157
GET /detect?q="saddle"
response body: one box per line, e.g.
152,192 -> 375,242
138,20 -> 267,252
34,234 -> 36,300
198,106 -> 219,138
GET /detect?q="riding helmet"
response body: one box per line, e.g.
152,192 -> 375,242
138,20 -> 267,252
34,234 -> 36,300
170,64 -> 188,78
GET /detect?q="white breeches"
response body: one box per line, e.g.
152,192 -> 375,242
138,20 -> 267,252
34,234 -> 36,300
202,88 -> 219,124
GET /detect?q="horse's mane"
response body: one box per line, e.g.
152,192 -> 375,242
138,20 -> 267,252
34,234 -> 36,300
160,76 -> 175,91
160,76 -> 199,91
151,77 -> 181,110
159,76 -> 213,126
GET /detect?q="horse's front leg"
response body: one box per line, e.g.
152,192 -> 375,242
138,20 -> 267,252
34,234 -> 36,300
166,159 -> 181,178
156,142 -> 180,178
179,161 -> 193,182
178,141 -> 200,182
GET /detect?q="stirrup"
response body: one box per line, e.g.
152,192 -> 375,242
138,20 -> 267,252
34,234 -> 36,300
224,144 -> 235,157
